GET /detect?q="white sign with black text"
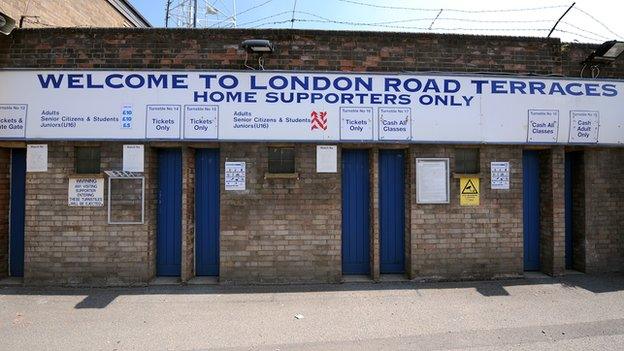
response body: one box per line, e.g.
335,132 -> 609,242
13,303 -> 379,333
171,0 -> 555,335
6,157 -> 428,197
491,161 -> 510,190
225,162 -> 246,191
68,177 -> 104,206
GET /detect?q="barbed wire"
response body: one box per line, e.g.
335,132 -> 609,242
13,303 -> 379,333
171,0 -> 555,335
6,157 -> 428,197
572,7 -> 624,40
238,10 -> 292,27
336,0 -> 569,13
230,1 -> 624,44
554,28 -> 604,42
255,17 -> 553,32
560,21 -> 610,41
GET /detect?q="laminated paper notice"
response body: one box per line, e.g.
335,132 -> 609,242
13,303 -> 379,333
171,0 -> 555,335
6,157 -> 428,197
316,145 -> 337,173
26,144 -> 48,172
490,161 -> 510,190
225,162 -> 246,191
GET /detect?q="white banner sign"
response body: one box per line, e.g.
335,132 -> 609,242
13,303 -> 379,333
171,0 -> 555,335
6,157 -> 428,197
68,178 -> 104,206
0,70 -> 623,145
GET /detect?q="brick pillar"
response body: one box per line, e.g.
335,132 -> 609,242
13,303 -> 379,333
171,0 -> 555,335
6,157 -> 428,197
146,146 -> 158,280
370,148 -> 380,281
180,147 -> 195,282
539,147 -> 566,276
404,147 -> 413,279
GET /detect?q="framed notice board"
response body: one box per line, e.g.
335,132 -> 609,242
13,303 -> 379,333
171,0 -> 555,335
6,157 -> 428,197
416,158 -> 450,204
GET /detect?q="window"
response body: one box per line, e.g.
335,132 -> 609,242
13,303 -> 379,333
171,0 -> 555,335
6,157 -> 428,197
75,146 -> 101,174
455,148 -> 480,174
268,147 -> 295,174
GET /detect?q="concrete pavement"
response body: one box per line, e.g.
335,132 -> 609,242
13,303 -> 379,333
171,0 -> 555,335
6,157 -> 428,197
1,274 -> 624,350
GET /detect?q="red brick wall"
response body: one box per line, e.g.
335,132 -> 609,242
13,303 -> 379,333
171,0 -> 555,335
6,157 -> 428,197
0,28 -> 562,73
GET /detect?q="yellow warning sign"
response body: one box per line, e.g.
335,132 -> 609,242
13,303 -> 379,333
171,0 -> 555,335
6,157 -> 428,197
460,177 -> 480,206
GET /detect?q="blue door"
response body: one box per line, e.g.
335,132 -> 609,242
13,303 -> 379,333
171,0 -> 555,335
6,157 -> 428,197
523,151 -> 541,271
9,149 -> 26,277
379,150 -> 405,274
195,149 -> 220,276
342,149 -> 370,275
157,149 -> 182,276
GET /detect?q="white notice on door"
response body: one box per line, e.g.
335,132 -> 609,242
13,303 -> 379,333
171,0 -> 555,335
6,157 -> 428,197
225,162 -> 246,191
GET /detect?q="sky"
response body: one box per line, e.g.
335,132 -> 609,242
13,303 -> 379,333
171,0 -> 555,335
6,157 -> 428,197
128,0 -> 624,43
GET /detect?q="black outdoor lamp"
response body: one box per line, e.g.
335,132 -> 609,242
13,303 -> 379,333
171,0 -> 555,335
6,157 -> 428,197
241,39 -> 274,53
0,11 -> 16,35
241,39 -> 274,70
583,40 -> 624,64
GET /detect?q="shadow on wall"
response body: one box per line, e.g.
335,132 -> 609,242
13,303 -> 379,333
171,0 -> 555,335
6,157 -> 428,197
0,273 -> 623,310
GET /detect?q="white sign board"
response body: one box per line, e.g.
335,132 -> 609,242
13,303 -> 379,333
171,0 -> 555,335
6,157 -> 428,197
316,145 -> 338,173
225,162 -> 246,191
1,71 -> 623,145
378,107 -> 411,141
68,178 -> 104,206
491,161 -> 510,190
569,110 -> 599,143
123,144 -> 144,172
26,144 -> 47,172
527,109 -> 559,143
416,158 -> 450,204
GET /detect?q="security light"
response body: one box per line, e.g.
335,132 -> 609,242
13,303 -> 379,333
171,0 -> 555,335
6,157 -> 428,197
0,12 -> 16,35
241,39 -> 274,53
584,40 -> 624,63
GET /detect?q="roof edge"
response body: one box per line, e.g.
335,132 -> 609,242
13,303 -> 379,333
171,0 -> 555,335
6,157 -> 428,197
107,0 -> 151,28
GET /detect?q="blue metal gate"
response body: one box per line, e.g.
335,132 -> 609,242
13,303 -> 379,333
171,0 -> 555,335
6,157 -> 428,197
157,149 -> 182,276
9,149 -> 26,277
379,150 -> 405,274
523,151 -> 541,271
195,149 -> 220,276
342,149 -> 370,275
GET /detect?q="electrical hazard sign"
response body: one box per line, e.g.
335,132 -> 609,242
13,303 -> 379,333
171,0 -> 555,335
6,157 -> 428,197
460,177 -> 480,206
